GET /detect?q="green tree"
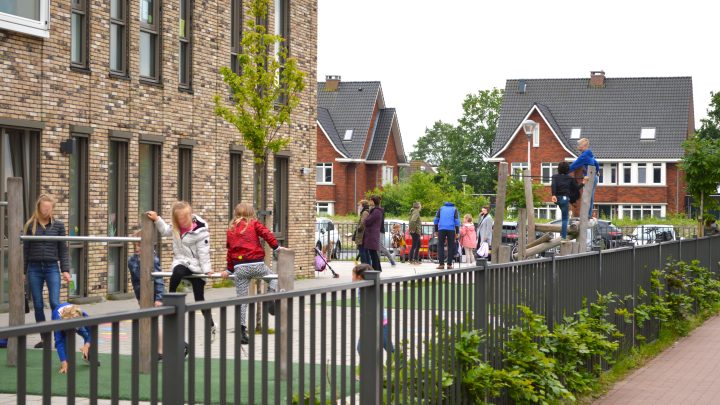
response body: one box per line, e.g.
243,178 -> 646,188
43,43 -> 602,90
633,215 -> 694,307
680,135 -> 720,235
214,0 -> 305,212
411,89 -> 503,194
696,91 -> 720,140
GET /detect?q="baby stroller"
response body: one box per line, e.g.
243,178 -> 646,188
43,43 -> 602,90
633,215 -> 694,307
314,247 -> 340,278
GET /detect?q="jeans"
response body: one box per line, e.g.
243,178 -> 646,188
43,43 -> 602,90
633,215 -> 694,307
409,233 -> 421,261
437,230 -> 456,265
368,249 -> 382,272
558,195 -> 570,239
27,261 -> 61,323
357,246 -> 369,264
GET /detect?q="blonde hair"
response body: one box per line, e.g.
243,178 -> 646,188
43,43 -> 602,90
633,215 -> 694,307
464,214 -> 473,223
171,201 -> 193,238
392,223 -> 401,231
229,202 -> 256,233
578,137 -> 589,147
24,194 -> 56,235
61,305 -> 83,320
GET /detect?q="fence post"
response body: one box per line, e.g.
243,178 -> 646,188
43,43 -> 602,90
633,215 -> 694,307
359,270 -> 381,405
278,248 -> 295,379
491,162 -> 508,262
545,252 -> 556,332
631,245 -> 637,347
139,215 -> 154,374
474,259 -> 488,360
6,177 -> 23,366
162,293 -> 187,404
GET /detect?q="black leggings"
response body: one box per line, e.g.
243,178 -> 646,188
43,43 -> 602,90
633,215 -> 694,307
410,233 -> 421,261
169,265 -> 214,324
367,249 -> 382,272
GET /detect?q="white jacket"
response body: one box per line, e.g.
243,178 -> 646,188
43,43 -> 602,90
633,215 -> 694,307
154,215 -> 212,274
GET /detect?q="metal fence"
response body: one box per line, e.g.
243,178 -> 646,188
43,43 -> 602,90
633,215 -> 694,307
1,234 -> 719,404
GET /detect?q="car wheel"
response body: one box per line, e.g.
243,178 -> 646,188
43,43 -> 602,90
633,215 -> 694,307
332,241 -> 341,259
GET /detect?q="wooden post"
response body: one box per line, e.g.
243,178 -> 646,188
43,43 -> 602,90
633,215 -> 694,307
491,162 -> 508,263
559,240 -> 573,256
498,245 -> 511,264
278,248 -> 295,379
7,178 -> 23,366
526,233 -> 553,250
523,169 -> 536,243
577,166 -> 596,253
521,237 -> 563,259
518,209 -> 527,261
139,215 -> 154,374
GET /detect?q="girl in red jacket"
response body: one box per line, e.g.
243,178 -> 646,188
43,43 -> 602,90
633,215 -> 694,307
222,202 -> 281,344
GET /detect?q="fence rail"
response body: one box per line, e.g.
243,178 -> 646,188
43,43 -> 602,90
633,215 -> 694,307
1,231 -> 719,403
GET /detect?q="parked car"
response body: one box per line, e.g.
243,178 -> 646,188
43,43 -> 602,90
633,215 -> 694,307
547,218 -> 603,250
596,220 -> 633,248
403,222 -> 436,260
629,225 -> 676,245
501,221 -> 544,246
315,218 -> 341,259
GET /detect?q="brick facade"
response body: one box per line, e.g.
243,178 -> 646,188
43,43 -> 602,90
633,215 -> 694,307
1,0 -> 318,301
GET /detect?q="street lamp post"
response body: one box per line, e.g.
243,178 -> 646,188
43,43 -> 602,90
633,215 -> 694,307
522,120 -> 537,176
461,174 -> 467,195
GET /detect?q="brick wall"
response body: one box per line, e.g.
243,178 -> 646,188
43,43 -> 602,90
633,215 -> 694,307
1,0 -> 318,299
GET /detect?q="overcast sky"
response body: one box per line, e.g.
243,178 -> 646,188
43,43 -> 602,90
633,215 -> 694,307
317,0 -> 718,155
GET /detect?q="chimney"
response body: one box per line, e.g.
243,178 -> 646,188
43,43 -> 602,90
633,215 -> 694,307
325,75 -> 341,92
589,70 -> 605,88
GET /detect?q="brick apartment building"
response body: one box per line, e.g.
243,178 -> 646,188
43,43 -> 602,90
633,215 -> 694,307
0,0 -> 318,303
488,72 -> 694,220
316,76 -> 408,215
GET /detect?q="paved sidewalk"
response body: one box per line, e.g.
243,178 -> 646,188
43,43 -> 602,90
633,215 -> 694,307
596,314 -> 720,404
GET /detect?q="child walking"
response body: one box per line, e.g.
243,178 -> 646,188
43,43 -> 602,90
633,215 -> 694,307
459,214 -> 478,265
223,203 -> 281,344
390,223 -> 406,264
146,201 -> 216,341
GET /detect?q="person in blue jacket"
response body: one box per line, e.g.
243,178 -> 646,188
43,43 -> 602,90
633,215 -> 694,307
569,138 -> 600,219
52,303 -> 92,374
128,231 -> 165,306
433,202 -> 461,270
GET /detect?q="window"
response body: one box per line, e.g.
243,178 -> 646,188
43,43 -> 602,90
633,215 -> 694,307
571,128 -> 582,139
229,151 -> 242,218
0,0 -> 50,38
640,128 -> 656,140
535,204 -> 559,220
619,204 -> 664,220
637,163 -> 647,184
71,0 -> 89,68
230,0 -> 243,74
274,0 -> 290,105
108,140 -> 128,294
343,129 -> 353,141
541,163 -> 558,185
622,163 -> 632,184
139,0 -> 161,81
316,202 -> 334,216
598,163 -> 617,185
653,163 -> 662,184
532,124 -> 540,147
179,0 -> 192,88
316,163 -> 332,184
511,162 -> 528,179
110,0 -> 128,74
382,166 -> 394,185
178,146 -> 192,201
618,162 -> 665,185
273,157 -> 289,246
68,135 -> 88,297
138,143 -> 161,215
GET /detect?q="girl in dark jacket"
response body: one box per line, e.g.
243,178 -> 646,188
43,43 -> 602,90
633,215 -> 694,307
551,162 -> 584,239
23,194 -> 71,348
362,195 -> 384,272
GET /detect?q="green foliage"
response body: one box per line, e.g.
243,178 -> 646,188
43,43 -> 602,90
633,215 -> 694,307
410,89 -> 503,194
696,91 -> 720,141
368,172 -> 488,218
504,177 -> 544,211
680,135 -> 720,222
213,0 -> 305,164
455,330 -> 513,403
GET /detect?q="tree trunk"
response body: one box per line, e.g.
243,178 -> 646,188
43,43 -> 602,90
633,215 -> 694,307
699,190 -> 705,237
254,159 -> 268,221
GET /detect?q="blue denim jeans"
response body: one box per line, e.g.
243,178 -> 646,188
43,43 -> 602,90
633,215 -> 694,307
27,262 -> 61,322
558,196 -> 570,239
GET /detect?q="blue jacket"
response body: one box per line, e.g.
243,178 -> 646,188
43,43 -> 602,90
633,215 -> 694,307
434,203 -> 461,232
128,253 -> 164,303
569,149 -> 600,176
52,303 -> 91,363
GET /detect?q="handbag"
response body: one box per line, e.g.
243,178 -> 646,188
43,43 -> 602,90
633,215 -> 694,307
477,241 -> 489,258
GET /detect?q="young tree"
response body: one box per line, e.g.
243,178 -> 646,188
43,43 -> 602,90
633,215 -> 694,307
214,0 -> 305,215
696,91 -> 720,140
680,135 -> 720,236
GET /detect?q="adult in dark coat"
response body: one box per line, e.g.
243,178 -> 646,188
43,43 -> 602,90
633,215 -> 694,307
362,195 -> 384,272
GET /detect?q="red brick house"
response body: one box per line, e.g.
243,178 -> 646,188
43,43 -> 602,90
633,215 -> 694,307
316,76 -> 408,215
488,72 -> 694,220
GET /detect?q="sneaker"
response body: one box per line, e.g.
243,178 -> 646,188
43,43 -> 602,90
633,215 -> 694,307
210,325 -> 217,343
436,264 -> 445,270
34,341 -> 44,349
239,326 -> 249,345
157,353 -> 163,361
447,264 -> 454,269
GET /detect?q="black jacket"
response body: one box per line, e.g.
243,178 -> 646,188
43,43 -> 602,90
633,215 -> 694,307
551,173 -> 584,203
23,219 -> 71,274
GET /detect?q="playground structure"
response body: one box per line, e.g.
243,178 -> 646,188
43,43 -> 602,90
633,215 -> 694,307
491,162 -> 597,263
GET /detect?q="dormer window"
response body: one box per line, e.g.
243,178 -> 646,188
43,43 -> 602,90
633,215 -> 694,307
343,129 -> 353,140
640,128 -> 656,140
571,128 -> 582,139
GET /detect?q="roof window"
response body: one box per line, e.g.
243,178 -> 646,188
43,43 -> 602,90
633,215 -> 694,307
343,129 -> 353,140
640,128 -> 656,140
571,128 -> 582,139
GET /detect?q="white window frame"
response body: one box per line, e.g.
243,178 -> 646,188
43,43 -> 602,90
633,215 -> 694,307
598,163 -> 618,185
618,162 -> 665,186
532,124 -> 540,148
316,162 -> 333,184
511,162 -> 528,179
0,0 -> 50,38
570,128 -> 582,139
640,127 -> 656,140
316,202 -> 334,216
541,162 -> 558,185
382,165 -> 394,185
343,129 -> 353,141
618,204 -> 665,220
535,204 -> 559,220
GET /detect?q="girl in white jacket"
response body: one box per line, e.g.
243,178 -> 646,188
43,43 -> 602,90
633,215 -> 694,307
146,201 -> 216,339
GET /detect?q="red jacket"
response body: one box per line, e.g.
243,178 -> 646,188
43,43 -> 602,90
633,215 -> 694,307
226,219 -> 279,271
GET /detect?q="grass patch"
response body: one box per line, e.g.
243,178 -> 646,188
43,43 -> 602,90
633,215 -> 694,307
211,279 -> 234,288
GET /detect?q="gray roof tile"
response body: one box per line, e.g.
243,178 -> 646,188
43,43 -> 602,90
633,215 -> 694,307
317,107 -> 350,157
366,108 -> 395,161
492,76 -> 693,159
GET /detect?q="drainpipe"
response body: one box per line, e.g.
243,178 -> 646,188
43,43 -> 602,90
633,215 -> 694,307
354,164 -> 357,213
